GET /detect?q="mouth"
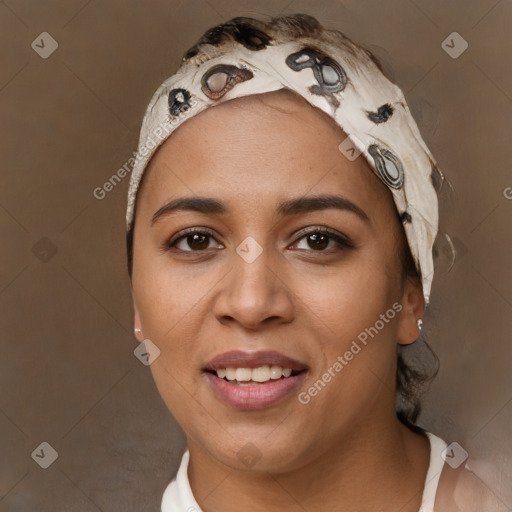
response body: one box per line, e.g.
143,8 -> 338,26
202,350 -> 308,410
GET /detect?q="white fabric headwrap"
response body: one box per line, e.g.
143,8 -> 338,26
126,14 -> 441,304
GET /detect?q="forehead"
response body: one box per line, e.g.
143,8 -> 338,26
168,89 -> 341,150
136,90 -> 394,217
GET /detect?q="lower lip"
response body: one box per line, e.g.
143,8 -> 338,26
203,371 -> 308,410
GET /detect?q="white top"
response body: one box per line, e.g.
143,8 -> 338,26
162,432 -> 447,512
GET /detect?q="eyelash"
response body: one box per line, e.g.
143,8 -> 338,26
162,226 -> 354,254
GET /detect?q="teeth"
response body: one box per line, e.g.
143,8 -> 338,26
215,365 -> 296,383
252,366 -> 270,382
282,367 -> 292,377
235,368 -> 252,381
269,365 -> 283,379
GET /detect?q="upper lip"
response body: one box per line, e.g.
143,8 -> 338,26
203,350 -> 309,372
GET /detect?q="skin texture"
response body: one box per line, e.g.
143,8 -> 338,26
131,89 -> 431,511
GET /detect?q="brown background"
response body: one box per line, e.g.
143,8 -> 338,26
1,0 -> 511,510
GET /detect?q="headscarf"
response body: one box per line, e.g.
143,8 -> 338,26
126,13 -> 441,304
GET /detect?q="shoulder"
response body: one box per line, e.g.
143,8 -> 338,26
434,462 -> 508,512
419,432 -> 506,512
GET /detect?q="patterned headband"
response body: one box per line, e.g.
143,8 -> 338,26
126,13 -> 441,304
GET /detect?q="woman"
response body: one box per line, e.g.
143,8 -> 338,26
125,13 -> 498,512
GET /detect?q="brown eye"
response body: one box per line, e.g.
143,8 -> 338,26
184,233 -> 210,251
292,228 -> 354,253
166,229 -> 223,252
306,233 -> 329,250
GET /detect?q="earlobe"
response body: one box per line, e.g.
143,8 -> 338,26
396,278 -> 425,345
133,302 -> 144,342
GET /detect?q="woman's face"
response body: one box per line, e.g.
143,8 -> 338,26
131,90 -> 423,472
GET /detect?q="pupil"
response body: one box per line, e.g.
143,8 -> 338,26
189,234 -> 208,250
308,233 -> 328,250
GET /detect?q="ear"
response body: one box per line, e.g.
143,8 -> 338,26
133,299 -> 144,343
396,277 -> 425,345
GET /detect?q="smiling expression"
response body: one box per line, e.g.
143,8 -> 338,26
130,89 -> 423,472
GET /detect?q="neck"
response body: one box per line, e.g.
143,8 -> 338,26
187,415 -> 430,512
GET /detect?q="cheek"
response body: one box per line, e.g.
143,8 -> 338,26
290,253 -> 401,404
132,248 -> 217,342
131,254 -> 209,402
132,248 -> 233,403
293,252 -> 400,345
132,256 -> 212,431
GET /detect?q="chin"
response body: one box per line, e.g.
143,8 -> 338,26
196,423 -> 317,474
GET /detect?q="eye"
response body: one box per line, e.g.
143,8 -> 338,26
163,227 -> 353,254
292,228 -> 354,252
165,228 -> 223,252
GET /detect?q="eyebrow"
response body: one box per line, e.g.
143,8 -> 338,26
151,194 -> 369,225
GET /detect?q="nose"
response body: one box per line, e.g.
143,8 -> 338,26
212,243 -> 294,330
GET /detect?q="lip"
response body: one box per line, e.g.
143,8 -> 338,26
203,350 -> 308,372
204,370 -> 308,410
202,350 -> 309,410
